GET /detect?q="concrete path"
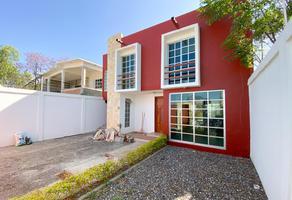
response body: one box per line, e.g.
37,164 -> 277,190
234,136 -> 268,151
0,133 -> 146,200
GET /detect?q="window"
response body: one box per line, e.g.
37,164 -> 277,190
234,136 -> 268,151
121,54 -> 135,89
161,24 -> 200,89
95,79 -> 102,89
104,70 -> 107,91
115,43 -> 141,92
167,37 -> 196,85
169,90 -> 225,148
125,99 -> 131,127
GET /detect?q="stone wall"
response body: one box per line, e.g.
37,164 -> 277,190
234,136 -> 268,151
106,33 -> 122,129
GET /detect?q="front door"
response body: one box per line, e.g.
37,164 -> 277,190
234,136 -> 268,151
155,97 -> 164,133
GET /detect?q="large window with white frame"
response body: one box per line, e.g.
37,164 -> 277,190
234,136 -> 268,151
169,90 -> 225,148
115,43 -> 141,92
161,24 -> 200,89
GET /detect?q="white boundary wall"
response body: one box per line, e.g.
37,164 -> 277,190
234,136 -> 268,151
248,20 -> 292,200
0,87 -> 106,147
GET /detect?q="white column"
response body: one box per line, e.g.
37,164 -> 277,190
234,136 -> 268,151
40,76 -> 44,91
47,78 -> 50,92
61,70 -> 65,91
81,67 -> 86,87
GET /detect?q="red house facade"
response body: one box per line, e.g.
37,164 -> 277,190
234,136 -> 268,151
102,10 -> 251,158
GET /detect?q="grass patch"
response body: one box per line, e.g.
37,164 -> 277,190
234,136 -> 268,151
11,135 -> 167,200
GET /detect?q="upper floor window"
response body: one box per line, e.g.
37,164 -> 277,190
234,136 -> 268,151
95,79 -> 102,89
115,43 -> 141,92
121,54 -> 135,89
168,37 -> 196,85
161,24 -> 200,89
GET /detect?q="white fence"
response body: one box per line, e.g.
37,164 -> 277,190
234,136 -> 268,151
248,20 -> 292,200
0,87 -> 106,147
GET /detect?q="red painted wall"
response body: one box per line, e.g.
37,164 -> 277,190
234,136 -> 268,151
102,54 -> 107,101
103,10 -> 251,157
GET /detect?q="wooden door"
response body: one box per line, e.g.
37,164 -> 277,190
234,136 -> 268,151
155,97 -> 164,133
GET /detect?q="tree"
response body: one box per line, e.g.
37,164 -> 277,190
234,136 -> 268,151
200,0 -> 292,67
0,45 -> 32,87
20,53 -> 56,90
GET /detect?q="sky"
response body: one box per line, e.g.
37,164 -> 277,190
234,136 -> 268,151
0,0 -> 200,64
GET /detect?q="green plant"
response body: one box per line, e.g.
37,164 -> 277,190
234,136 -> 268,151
200,0 -> 292,67
11,135 -> 167,200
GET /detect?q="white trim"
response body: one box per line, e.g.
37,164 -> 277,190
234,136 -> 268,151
168,89 -> 226,150
114,43 -> 141,92
161,24 -> 200,89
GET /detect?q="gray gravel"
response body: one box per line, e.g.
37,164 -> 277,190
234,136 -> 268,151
91,146 -> 267,200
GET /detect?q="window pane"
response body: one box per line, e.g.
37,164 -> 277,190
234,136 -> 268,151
182,39 -> 188,47
182,54 -> 188,62
209,137 -> 224,147
195,136 -> 208,144
171,94 -> 181,101
195,101 -> 208,109
169,58 -> 174,64
209,128 -> 224,137
182,47 -> 188,54
169,44 -> 174,50
189,53 -> 195,60
182,109 -> 192,117
195,127 -> 208,135
171,132 -> 181,140
182,126 -> 193,133
183,134 -> 193,142
195,118 -> 208,126
169,51 -> 174,57
182,101 -> 193,109
209,119 -> 224,128
171,102 -> 181,109
189,38 -> 195,45
195,110 -> 208,118
171,109 -> 178,116
195,92 -> 207,100
171,124 -> 181,132
182,93 -> 193,101
175,42 -> 181,49
209,110 -> 223,118
209,91 -> 223,100
189,45 -> 195,52
182,117 -> 193,125
209,100 -> 223,109
171,117 -> 180,124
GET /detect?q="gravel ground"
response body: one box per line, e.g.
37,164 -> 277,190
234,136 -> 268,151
91,146 -> 267,200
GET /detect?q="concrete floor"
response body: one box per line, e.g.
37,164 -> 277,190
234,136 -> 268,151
0,133 -> 146,200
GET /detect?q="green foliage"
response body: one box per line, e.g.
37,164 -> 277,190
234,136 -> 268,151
11,136 -> 167,200
0,45 -> 33,88
200,0 -> 292,67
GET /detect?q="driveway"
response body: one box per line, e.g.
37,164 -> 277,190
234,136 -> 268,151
0,133 -> 146,200
90,146 -> 267,200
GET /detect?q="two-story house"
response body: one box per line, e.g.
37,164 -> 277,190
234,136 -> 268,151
102,10 -> 251,157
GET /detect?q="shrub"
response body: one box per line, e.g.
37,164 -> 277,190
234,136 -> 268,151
12,135 -> 167,200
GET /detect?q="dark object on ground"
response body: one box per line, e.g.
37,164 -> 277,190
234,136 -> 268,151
123,135 -> 135,143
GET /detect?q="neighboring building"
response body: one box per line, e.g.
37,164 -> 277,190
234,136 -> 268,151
102,10 -> 251,157
41,58 -> 103,96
